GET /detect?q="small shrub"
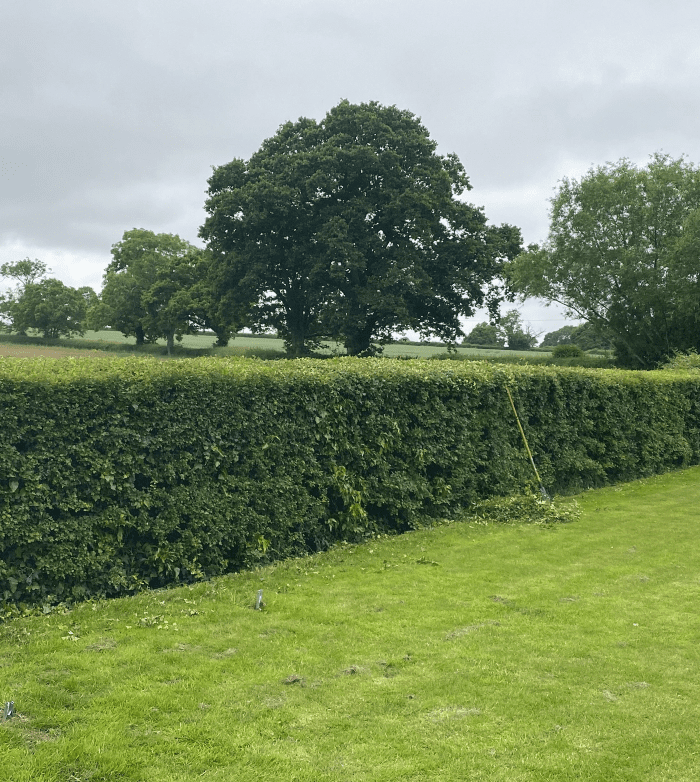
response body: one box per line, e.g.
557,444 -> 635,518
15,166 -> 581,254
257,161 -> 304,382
552,344 -> 584,359
661,349 -> 700,372
507,333 -> 537,351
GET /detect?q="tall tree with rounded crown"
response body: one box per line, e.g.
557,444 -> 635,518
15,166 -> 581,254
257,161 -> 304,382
507,153 -> 700,368
201,100 -> 521,356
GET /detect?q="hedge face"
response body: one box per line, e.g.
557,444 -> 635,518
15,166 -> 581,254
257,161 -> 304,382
1,357 -> 698,609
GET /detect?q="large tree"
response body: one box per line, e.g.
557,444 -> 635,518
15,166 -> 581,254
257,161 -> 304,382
95,229 -> 221,354
0,258 -> 51,331
201,100 -> 521,356
10,278 -> 92,338
507,154 -> 700,368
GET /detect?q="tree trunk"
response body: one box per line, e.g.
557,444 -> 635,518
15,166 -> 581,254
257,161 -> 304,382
166,331 -> 174,357
213,328 -> 230,347
344,321 -> 376,356
285,330 -> 307,358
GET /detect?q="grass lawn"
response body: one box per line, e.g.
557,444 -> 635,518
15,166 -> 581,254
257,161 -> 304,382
1,468 -> 699,780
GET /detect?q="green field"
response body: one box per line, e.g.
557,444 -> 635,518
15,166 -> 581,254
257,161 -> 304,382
1,468 -> 699,780
0,330 -> 553,360
84,330 -> 551,358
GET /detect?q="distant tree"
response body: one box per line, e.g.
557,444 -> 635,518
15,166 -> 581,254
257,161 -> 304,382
570,322 -> 614,352
0,258 -> 50,291
184,250 -> 240,347
0,258 -> 51,332
201,100 -> 521,357
97,229 -> 218,355
498,310 -> 538,350
507,153 -> 700,368
540,325 -> 577,347
10,279 -> 91,338
463,322 -> 505,347
541,323 -> 614,351
89,267 -> 151,345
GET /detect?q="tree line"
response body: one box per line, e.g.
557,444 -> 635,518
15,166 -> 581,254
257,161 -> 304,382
2,101 -> 699,367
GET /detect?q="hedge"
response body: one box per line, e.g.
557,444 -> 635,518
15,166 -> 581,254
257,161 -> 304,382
1,356 -> 698,610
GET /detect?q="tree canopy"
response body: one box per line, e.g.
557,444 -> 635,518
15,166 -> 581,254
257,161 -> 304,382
10,278 -> 92,338
0,259 -> 92,338
463,310 -> 536,349
201,100 -> 522,356
93,229 -> 225,354
540,325 -> 577,348
540,322 -> 613,351
463,322 -> 505,347
0,258 -> 50,292
507,153 -> 700,368
1,258 -> 50,331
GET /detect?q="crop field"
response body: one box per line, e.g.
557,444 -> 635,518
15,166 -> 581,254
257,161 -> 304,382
1,467 -> 699,780
0,330 -> 551,360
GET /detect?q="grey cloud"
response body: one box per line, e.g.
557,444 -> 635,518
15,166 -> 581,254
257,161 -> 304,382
1,0 -> 699,327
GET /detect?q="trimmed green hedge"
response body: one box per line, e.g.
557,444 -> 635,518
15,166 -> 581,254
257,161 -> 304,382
1,357 -> 698,609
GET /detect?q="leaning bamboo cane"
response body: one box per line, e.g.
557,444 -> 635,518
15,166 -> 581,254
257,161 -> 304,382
505,385 -> 550,500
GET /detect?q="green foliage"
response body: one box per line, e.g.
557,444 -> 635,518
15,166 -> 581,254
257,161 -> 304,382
0,258 -> 50,291
540,325 -> 577,347
498,309 -> 538,350
430,351 -> 616,368
201,99 -> 522,357
7,279 -> 91,338
541,322 -> 613,351
0,260 -> 90,339
661,349 -> 700,372
1,259 -> 51,333
572,322 -> 614,352
463,322 -> 505,347
95,229 -> 233,354
506,331 -> 535,351
552,344 -> 584,358
463,311 -> 537,350
0,357 -> 698,610
508,153 -> 700,368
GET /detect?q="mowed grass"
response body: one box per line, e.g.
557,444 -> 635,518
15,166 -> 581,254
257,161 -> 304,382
1,468 -> 700,780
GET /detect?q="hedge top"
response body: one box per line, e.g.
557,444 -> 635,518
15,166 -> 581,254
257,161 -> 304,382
0,354 -> 690,388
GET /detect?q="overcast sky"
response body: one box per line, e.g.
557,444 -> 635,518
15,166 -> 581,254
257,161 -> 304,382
2,0 -> 699,338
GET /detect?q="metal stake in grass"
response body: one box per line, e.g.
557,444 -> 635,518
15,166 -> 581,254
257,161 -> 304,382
3,702 -> 14,721
505,385 -> 550,501
254,589 -> 264,611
